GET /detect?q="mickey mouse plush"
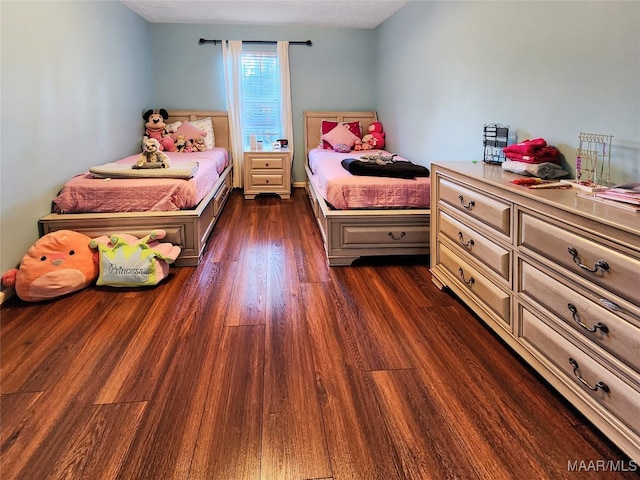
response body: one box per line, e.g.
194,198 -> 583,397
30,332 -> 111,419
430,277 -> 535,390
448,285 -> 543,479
143,109 -> 176,152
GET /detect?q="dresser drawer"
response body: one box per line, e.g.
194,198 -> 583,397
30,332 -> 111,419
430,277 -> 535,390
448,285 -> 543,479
249,174 -> 284,188
520,260 -> 640,373
519,307 -> 640,436
439,210 -> 511,281
438,178 -> 511,237
520,213 -> 640,305
438,242 -> 511,323
249,156 -> 284,169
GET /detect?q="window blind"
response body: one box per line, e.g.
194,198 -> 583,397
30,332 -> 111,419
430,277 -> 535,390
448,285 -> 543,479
241,51 -> 281,144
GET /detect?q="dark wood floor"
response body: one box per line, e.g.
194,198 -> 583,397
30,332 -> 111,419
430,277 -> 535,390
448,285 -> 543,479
1,188 -> 636,480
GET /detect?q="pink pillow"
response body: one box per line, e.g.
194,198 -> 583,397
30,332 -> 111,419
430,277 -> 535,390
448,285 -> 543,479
320,120 -> 361,149
170,121 -> 207,142
321,123 -> 360,150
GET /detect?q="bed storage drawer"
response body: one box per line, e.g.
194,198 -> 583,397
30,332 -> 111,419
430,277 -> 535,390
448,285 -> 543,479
438,209 -> 510,281
519,212 -> 640,304
438,178 -> 511,237
341,223 -> 428,248
519,307 -> 640,437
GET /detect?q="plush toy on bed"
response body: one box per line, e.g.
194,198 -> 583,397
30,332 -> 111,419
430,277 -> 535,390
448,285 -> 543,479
193,136 -> 206,152
359,134 -> 377,150
367,122 -> 386,149
1,230 -> 99,302
90,230 -> 181,287
143,108 -> 176,152
134,138 -> 171,169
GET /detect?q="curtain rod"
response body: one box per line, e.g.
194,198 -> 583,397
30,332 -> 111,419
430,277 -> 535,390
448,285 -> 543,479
198,38 -> 312,46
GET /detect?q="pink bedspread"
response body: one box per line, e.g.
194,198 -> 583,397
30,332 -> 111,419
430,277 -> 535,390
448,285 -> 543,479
53,148 -> 229,213
308,148 -> 430,210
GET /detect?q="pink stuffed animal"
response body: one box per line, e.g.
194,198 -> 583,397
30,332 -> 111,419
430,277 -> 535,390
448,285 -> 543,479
89,230 -> 181,287
367,122 -> 385,149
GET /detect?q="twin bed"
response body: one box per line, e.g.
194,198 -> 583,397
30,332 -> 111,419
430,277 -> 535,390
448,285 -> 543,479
303,111 -> 431,266
39,110 -> 233,267
38,109 -> 429,268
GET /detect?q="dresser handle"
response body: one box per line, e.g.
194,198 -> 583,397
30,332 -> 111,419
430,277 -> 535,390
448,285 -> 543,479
568,358 -> 610,393
458,195 -> 475,210
567,303 -> 609,334
458,232 -> 474,248
567,246 -> 610,273
458,268 -> 475,286
388,232 -> 406,241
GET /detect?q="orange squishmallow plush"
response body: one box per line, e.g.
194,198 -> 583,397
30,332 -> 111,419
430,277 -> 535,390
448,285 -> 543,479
2,230 -> 98,302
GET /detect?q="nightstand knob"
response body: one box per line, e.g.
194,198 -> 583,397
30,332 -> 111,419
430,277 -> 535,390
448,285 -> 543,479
265,163 -> 269,167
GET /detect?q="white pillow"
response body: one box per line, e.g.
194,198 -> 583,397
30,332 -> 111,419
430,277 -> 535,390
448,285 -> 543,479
190,118 -> 215,149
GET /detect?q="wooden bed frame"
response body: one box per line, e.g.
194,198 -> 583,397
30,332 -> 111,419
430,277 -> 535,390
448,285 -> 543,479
303,110 -> 430,266
39,110 -> 233,267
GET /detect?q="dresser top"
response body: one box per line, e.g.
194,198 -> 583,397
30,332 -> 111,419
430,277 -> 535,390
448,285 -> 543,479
433,161 -> 640,238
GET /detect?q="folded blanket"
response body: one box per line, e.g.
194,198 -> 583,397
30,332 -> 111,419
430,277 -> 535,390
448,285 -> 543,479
341,158 -> 430,179
502,160 -> 569,180
503,138 -> 561,164
90,161 -> 199,179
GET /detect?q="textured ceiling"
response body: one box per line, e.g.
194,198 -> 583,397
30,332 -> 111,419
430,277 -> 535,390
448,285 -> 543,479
122,0 -> 409,29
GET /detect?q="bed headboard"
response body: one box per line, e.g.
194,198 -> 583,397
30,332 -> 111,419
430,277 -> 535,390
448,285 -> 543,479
303,110 -> 378,155
166,110 -> 230,151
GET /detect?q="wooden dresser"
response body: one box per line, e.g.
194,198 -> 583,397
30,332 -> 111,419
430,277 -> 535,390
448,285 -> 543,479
430,161 -> 640,462
243,148 -> 291,199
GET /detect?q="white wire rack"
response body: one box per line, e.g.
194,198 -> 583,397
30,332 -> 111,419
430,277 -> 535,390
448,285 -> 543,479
575,132 -> 613,188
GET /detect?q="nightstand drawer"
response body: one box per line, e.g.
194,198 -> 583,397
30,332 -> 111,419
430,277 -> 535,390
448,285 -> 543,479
250,174 -> 284,187
520,212 -> 640,305
249,157 -> 284,169
519,307 -> 640,436
438,178 -> 511,237
439,209 -> 510,280
520,259 -> 640,372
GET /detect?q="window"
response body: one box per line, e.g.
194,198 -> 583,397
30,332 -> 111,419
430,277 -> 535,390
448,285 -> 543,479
241,51 -> 281,145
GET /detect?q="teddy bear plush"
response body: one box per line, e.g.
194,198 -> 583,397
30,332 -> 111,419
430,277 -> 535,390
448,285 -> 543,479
174,135 -> 187,152
1,230 -> 98,302
359,134 -> 377,150
143,109 -> 176,152
193,136 -> 206,152
134,138 -> 171,169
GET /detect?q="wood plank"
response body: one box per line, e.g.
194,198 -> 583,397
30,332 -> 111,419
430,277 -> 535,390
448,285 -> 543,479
301,281 -> 404,479
261,237 -> 331,480
188,325 -> 265,480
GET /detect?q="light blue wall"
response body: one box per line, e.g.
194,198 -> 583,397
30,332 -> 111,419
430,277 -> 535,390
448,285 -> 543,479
375,1 -> 640,184
1,1 -> 153,277
150,23 -> 377,182
2,1 -> 638,283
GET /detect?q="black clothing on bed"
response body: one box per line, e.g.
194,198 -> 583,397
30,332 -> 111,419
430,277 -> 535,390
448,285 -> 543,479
341,158 -> 430,179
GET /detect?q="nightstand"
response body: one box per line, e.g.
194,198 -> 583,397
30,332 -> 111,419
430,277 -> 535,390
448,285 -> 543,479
243,148 -> 291,199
